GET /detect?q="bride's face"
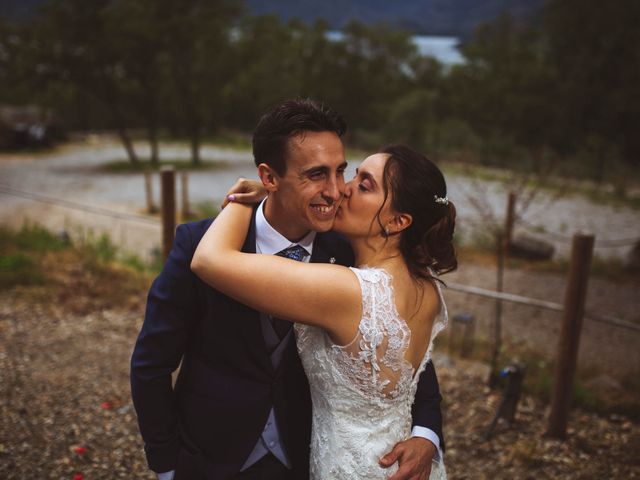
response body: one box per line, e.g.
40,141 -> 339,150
333,153 -> 394,238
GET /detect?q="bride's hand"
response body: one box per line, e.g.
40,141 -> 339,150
221,178 -> 267,209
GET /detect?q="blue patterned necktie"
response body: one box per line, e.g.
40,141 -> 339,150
270,245 -> 309,339
275,245 -> 308,262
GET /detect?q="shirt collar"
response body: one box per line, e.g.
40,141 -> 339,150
255,198 -> 316,256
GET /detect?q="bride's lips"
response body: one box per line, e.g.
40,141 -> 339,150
310,203 -> 336,219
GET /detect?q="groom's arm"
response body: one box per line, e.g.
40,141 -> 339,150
130,223 -> 200,475
411,360 -> 444,459
379,360 -> 444,480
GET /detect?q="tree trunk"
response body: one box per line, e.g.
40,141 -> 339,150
190,124 -> 201,166
142,76 -> 160,167
100,75 -> 139,165
117,126 -> 139,165
594,146 -> 606,184
148,124 -> 159,167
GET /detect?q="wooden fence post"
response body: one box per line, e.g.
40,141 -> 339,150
161,167 -> 176,261
181,171 -> 191,220
144,170 -> 157,213
488,231 -> 505,387
547,233 -> 595,439
505,192 -> 516,254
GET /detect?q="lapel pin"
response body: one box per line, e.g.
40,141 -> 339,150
329,257 -> 336,264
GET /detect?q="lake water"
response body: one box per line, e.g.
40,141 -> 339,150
412,35 -> 465,65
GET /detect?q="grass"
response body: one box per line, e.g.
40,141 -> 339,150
0,223 -> 157,299
0,224 -> 71,289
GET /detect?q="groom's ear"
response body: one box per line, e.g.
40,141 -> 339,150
257,163 -> 279,192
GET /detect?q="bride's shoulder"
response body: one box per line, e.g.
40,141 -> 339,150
348,266 -> 391,285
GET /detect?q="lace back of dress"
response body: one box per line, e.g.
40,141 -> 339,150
334,268 -> 410,397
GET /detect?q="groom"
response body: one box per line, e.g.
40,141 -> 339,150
131,98 -> 445,480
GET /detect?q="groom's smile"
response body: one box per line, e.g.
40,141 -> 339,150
310,203 -> 336,217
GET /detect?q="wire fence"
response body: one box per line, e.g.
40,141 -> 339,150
517,216 -> 640,248
0,184 -> 160,226
447,282 -> 640,333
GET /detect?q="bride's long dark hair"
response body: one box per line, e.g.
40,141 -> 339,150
377,144 -> 457,280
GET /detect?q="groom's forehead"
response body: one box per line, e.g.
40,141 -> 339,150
284,131 -> 344,168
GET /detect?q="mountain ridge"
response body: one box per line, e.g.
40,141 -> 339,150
0,0 -> 542,37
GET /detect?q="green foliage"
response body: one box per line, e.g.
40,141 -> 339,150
120,253 -> 148,273
0,224 -> 163,291
0,252 -> 44,289
1,224 -> 69,252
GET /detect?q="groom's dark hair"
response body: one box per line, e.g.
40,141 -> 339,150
252,98 -> 347,176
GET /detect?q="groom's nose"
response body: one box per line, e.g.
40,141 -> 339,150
323,174 -> 343,203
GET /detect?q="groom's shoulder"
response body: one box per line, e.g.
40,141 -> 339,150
178,218 -> 215,243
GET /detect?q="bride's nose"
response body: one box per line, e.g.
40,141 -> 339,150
343,179 -> 355,198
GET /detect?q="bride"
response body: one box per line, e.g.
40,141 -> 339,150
191,144 -> 456,479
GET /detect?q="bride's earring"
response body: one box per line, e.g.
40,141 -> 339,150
383,226 -> 390,238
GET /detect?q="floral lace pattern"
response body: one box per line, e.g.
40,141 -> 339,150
295,267 -> 448,479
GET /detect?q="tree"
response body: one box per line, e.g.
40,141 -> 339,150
161,0 -> 243,165
32,0 -> 141,164
543,0 -> 640,180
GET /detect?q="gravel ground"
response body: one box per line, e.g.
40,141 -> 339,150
1,262 -> 638,479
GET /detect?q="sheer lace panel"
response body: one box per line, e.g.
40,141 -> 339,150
330,268 -> 417,397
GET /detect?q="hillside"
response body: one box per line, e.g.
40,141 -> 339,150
1,0 -> 542,37
245,0 -> 542,37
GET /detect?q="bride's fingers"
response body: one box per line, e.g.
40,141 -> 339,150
220,192 -> 257,209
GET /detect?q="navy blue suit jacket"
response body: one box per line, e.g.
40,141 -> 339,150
130,214 -> 444,479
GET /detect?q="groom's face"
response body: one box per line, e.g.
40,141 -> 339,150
266,130 -> 347,239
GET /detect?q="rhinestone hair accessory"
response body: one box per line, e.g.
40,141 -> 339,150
434,195 -> 449,206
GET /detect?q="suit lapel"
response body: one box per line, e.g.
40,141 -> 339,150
310,233 -> 332,265
240,207 -> 275,375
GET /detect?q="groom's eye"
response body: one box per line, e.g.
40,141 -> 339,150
307,169 -> 326,180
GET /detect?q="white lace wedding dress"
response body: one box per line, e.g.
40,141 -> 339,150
294,267 -> 448,479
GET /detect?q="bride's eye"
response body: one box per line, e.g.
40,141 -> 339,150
358,182 -> 368,192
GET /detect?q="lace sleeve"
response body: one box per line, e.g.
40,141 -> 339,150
330,268 -> 413,398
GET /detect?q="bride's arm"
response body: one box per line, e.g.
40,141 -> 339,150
190,202 -> 361,342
